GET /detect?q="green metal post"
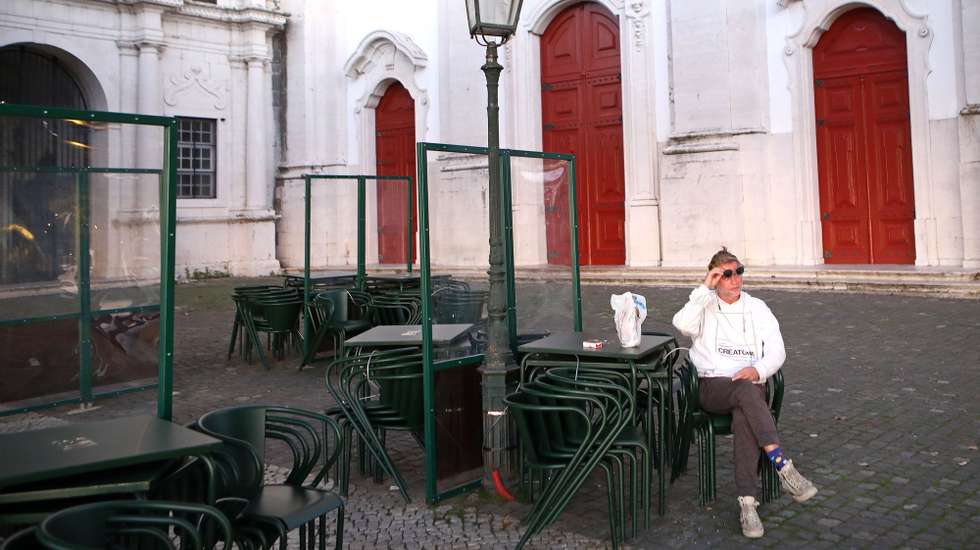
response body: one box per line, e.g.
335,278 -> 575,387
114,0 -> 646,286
357,177 -> 366,289
157,118 -> 178,420
416,142 -> 438,503
77,170 -> 92,403
568,160 -> 582,331
500,152 -> 518,353
303,176 -> 312,363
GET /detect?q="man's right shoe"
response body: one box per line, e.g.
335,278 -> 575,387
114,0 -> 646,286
738,496 -> 764,538
778,459 -> 818,503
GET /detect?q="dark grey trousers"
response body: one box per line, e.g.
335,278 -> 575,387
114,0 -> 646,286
699,377 -> 780,497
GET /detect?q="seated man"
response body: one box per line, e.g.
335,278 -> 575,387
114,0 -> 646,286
672,247 -> 818,538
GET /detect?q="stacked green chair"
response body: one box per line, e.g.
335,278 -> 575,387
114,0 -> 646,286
228,285 -> 283,359
36,500 -> 232,550
197,405 -> 346,550
368,293 -> 421,325
432,287 -> 487,324
672,357 -> 785,506
230,286 -> 304,369
522,352 -> 675,517
323,348 -> 424,502
303,289 -> 373,365
508,365 -> 648,549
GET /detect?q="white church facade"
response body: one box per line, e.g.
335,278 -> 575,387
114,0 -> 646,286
2,0 -> 978,277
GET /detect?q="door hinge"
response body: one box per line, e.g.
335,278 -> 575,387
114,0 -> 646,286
815,79 -> 824,88
821,211 -> 830,221
817,119 -> 826,127
542,82 -> 553,91
547,250 -> 559,257
543,123 -> 556,130
823,250 -> 832,259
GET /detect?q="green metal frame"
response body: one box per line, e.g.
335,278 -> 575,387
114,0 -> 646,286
0,103 -> 178,419
292,174 -> 413,364
415,142 -> 580,503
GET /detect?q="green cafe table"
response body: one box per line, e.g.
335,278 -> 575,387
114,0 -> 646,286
345,323 -> 473,348
518,331 -> 677,516
0,415 -> 222,523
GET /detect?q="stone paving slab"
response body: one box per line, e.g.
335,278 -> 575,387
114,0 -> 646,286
2,277 -> 977,549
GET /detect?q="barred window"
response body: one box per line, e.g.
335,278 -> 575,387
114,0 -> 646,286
176,117 -> 216,199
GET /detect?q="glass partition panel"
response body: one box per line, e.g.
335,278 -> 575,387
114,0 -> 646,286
0,170 -> 79,321
505,152 -> 581,345
309,177 -> 360,274
89,172 -> 162,309
369,176 -> 414,270
420,146 -> 489,499
0,319 -> 81,411
0,106 -> 174,416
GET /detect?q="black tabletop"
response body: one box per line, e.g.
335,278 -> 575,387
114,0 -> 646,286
284,271 -> 357,283
0,415 -> 222,489
346,323 -> 473,347
518,331 -> 675,361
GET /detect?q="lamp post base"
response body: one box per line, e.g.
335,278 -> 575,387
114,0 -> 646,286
480,360 -> 519,488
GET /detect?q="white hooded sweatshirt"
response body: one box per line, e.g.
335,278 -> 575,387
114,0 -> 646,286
672,284 -> 785,382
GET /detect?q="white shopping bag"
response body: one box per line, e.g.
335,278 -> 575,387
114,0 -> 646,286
610,292 -> 647,348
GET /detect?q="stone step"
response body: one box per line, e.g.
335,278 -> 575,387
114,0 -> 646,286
357,264 -> 980,298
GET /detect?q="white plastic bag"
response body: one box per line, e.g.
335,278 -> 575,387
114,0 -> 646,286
610,292 -> 647,348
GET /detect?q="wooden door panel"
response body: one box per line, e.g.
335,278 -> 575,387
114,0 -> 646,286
375,82 -> 415,264
543,11 -> 583,80
816,75 -> 870,263
543,83 -> 583,125
589,76 -> 622,120
586,5 -> 620,71
864,71 -> 914,263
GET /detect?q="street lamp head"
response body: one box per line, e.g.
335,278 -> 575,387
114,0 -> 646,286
465,0 -> 524,45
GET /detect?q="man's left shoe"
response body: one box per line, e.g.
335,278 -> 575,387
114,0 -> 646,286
778,459 -> 818,503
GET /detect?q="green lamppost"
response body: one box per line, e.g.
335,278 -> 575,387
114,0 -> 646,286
464,0 -> 524,488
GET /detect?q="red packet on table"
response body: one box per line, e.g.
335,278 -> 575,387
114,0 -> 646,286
582,339 -> 603,350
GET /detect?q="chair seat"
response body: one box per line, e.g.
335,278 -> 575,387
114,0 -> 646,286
245,484 -> 344,530
338,319 -> 372,332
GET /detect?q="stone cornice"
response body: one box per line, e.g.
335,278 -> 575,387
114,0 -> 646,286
104,1 -> 287,28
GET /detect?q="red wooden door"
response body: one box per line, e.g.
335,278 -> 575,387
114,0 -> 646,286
541,2 -> 625,265
375,82 -> 416,264
814,7 -> 915,264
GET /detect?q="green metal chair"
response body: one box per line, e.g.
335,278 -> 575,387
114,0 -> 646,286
323,347 -> 424,501
672,358 -> 785,506
36,500 -> 232,550
197,405 -> 346,550
0,527 -> 39,549
303,290 -> 373,365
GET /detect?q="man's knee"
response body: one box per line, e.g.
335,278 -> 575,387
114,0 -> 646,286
732,380 -> 765,405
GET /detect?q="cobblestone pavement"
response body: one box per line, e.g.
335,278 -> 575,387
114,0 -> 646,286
2,277 -> 977,549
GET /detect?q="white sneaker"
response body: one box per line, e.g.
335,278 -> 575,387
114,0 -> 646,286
738,496 -> 764,538
778,459 -> 818,503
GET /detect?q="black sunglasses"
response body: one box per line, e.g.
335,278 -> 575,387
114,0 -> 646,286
722,266 -> 745,278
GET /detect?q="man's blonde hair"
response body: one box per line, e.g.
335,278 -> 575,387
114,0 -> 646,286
707,247 -> 740,271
